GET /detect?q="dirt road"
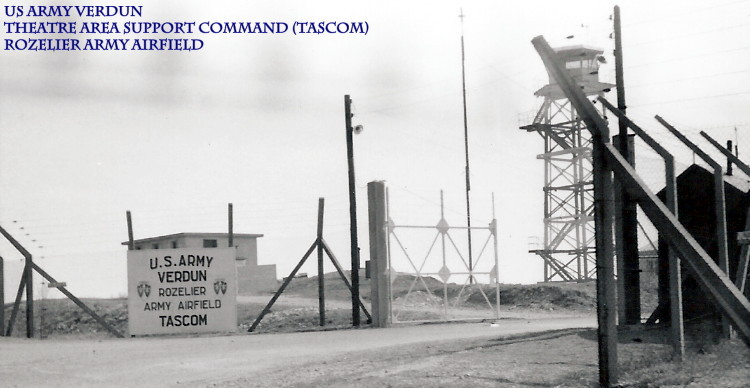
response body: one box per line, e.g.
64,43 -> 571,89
0,316 -> 594,387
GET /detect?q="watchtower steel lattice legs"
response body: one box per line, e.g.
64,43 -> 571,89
523,98 -> 597,282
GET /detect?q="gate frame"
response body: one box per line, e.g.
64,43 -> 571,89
383,188 -> 500,323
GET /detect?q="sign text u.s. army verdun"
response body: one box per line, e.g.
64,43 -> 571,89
127,248 -> 238,335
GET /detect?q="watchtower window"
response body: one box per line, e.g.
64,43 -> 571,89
565,61 -> 582,69
203,239 -> 218,248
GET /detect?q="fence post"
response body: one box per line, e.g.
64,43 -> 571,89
599,98 -> 685,358
317,198 -> 326,326
368,181 -> 390,327
25,254 -> 34,338
228,203 -> 234,248
614,134 -> 640,325
531,36 -> 618,386
656,116 -> 731,339
593,131 -> 618,387
0,255 -> 3,336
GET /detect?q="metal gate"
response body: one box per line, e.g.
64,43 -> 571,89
386,190 -> 500,323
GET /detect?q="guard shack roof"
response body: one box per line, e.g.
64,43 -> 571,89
534,45 -> 614,98
551,45 -> 605,60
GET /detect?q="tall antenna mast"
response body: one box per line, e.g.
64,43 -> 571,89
459,8 -> 474,282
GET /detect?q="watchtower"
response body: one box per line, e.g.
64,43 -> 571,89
522,45 -> 614,282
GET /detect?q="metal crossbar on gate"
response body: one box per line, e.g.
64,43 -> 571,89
386,190 -> 500,323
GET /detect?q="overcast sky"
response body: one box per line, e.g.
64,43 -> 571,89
1,0 -> 749,299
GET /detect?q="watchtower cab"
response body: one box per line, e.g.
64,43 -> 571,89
535,45 -> 613,99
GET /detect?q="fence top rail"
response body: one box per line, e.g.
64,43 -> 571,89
599,97 -> 674,164
655,115 -> 722,172
700,130 -> 750,178
0,225 -> 32,258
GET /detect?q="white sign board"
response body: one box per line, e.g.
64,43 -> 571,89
127,248 -> 238,335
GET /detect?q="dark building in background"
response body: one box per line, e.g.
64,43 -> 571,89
655,164 -> 750,321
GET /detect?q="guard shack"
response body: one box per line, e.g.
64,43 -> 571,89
653,165 -> 750,322
123,232 -> 277,295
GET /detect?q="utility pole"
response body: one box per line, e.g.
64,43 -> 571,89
614,5 -> 627,140
614,4 -> 641,325
344,94 -> 361,326
459,9 -> 474,282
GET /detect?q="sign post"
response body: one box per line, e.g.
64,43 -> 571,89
127,248 -> 238,335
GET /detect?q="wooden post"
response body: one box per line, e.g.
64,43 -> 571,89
228,203 -> 234,248
319,240 -> 372,323
6,275 -> 26,336
727,140 -> 733,176
701,131 -> 750,177
593,126 -> 618,387
604,142 -> 750,341
531,36 -> 618,386
599,97 -> 685,358
317,198 -> 325,326
735,210 -> 750,293
344,94 -> 361,327
665,154 -> 685,359
25,254 -> 34,338
126,211 -> 135,251
655,236 -> 670,320
614,6 -> 627,122
613,5 -> 640,327
248,242 -> 318,332
39,282 -> 46,339
614,134 -> 640,325
0,255 -> 4,336
615,192 -> 626,324
368,181 -> 390,328
701,130 -> 750,296
656,115 -> 731,338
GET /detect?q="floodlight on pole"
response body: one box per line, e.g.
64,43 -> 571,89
344,94 -> 361,327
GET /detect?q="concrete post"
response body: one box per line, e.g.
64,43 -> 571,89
368,181 -> 390,328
